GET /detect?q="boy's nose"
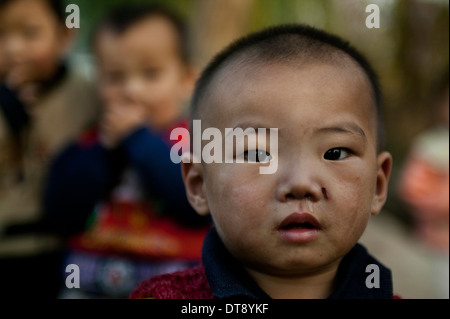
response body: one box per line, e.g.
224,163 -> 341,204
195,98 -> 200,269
123,78 -> 145,101
276,157 -> 325,203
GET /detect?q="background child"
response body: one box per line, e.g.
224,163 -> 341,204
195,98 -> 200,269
397,69 -> 449,298
0,0 -> 99,298
131,24 -> 396,299
43,4 -> 211,298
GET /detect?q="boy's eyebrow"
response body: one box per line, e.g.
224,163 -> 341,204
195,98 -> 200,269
316,122 -> 367,141
226,121 -> 366,141
225,122 -> 270,137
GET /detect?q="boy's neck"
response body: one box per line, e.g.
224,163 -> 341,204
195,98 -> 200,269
245,259 -> 341,299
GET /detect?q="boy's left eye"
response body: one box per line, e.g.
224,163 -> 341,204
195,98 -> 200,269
323,148 -> 351,161
244,150 -> 272,163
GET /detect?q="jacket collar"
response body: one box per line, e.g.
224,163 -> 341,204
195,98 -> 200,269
202,227 -> 270,299
202,228 -> 393,299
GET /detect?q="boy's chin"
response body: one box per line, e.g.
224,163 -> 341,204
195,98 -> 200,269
246,256 -> 341,277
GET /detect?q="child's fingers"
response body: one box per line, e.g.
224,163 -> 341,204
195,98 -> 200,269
101,104 -> 146,144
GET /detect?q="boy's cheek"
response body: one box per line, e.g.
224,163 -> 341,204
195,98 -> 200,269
339,176 -> 373,214
333,183 -> 374,242
213,169 -> 270,218
327,199 -> 371,250
325,167 -> 374,217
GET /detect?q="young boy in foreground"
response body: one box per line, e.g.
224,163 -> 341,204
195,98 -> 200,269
131,24 -> 396,299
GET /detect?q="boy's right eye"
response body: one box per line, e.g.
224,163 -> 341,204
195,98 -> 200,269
323,147 -> 351,161
244,150 -> 272,163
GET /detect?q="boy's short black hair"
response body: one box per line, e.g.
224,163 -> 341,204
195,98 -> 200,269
0,0 -> 65,24
92,3 -> 190,64
191,24 -> 385,151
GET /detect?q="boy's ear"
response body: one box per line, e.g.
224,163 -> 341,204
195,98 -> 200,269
181,152 -> 210,216
371,151 -> 393,216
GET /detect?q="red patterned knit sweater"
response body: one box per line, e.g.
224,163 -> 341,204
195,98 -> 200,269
130,264 -> 214,299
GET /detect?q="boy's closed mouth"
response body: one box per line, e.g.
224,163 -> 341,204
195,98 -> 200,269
278,213 -> 321,243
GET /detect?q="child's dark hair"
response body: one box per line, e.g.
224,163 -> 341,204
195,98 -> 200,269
91,3 -> 190,65
0,0 -> 65,24
191,24 -> 386,151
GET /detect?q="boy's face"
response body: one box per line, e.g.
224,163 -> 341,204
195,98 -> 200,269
184,62 -> 392,277
0,0 -> 71,85
95,16 -> 194,130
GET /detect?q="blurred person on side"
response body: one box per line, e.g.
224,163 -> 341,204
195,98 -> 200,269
43,4 -> 211,298
397,69 -> 449,299
0,0 -> 100,298
0,41 -> 5,81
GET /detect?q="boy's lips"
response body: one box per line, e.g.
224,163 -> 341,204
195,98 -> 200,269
277,212 -> 321,243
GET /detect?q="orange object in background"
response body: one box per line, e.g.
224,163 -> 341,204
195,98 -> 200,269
398,156 -> 449,252
70,200 -> 210,261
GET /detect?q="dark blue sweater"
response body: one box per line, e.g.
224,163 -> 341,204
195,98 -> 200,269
42,125 -> 208,235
